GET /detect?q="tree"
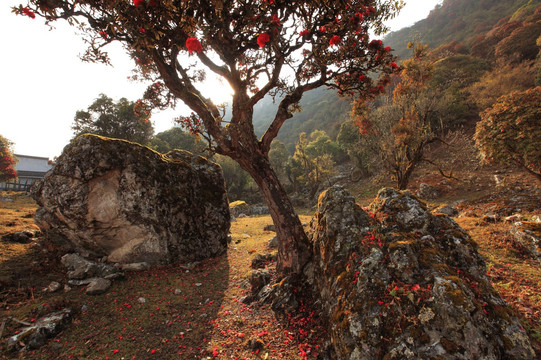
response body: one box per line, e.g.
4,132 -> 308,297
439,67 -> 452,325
474,87 -> 541,181
17,0 -> 401,276
0,135 -> 18,183
151,126 -> 206,154
73,94 -> 154,145
287,130 -> 338,199
354,43 -> 450,190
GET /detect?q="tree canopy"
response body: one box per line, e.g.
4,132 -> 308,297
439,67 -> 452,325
16,0 -> 402,276
475,86 -> 541,181
73,94 -> 154,145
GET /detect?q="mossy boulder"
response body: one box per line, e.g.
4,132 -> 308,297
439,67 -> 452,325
309,186 -> 534,360
32,134 -> 229,264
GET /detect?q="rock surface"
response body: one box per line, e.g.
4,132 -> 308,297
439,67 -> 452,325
7,308 -> 72,351
309,186 -> 535,360
32,134 -> 230,264
510,221 -> 541,262
417,182 -> 441,200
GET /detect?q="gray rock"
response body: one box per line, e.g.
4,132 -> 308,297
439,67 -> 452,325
32,134 -> 229,265
86,278 -> 112,295
263,224 -> 276,232
308,185 -> 535,360
47,281 -> 61,293
510,222 -> 540,262
416,182 -> 441,200
251,253 -> 276,269
174,289 -> 182,295
433,204 -> 459,217
3,230 -> 36,244
61,253 -> 119,280
7,308 -> 72,351
249,269 -> 271,295
121,262 -> 150,271
267,236 -> 278,249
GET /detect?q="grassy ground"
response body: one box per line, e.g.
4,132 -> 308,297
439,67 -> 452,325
0,190 -> 540,358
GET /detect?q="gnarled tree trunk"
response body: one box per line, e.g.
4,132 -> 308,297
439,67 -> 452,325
236,152 -> 312,276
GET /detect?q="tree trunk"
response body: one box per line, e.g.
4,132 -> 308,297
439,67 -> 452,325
237,154 -> 312,277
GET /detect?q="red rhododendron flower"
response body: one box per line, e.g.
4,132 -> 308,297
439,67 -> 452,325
257,33 -> 270,48
139,27 -> 146,33
358,74 -> 366,82
385,46 -> 391,52
299,29 -> 310,37
133,0 -> 144,7
329,35 -> 341,46
272,14 -> 281,26
186,37 -> 203,54
319,26 -> 327,33
22,7 -> 36,19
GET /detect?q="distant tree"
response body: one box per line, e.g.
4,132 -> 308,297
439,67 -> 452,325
354,43 -> 452,190
268,140 -> 289,182
213,154 -> 252,201
288,130 -> 338,199
475,87 -> 541,181
151,127 -> 206,154
18,0 -> 401,276
73,94 -> 154,145
0,135 -> 18,183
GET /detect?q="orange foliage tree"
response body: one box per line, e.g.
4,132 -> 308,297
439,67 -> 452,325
475,87 -> 541,181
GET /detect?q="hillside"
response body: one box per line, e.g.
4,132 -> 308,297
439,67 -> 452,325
384,0 -> 538,60
252,87 -> 351,153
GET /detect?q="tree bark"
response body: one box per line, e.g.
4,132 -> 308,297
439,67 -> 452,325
237,153 -> 312,277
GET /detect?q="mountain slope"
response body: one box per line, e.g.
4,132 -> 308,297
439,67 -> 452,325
384,0 -> 536,60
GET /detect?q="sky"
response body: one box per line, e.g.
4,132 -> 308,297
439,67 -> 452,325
2,0 -> 442,160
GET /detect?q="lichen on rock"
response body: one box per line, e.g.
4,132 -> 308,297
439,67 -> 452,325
309,185 -> 535,360
32,134 -> 230,265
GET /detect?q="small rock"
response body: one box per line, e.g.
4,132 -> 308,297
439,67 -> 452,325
138,297 -> 146,304
482,214 -> 500,223
251,253 -> 276,269
81,304 -> 88,312
174,289 -> 182,295
47,281 -> 62,293
238,214 -> 247,218
494,175 -> 503,185
64,284 -> 72,292
121,262 -> 150,271
195,283 -> 203,287
86,278 -> 112,295
505,214 -> 523,223
7,308 -> 72,351
263,224 -> 276,232
267,236 -> 278,249
249,269 -> 271,295
433,205 -> 458,217
417,183 -> 441,200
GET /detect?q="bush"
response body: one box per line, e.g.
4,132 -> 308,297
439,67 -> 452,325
474,87 -> 541,180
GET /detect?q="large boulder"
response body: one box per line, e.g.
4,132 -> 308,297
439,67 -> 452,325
309,186 -> 534,360
32,134 -> 230,264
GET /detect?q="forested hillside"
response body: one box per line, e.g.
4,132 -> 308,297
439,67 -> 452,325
385,0 -> 538,60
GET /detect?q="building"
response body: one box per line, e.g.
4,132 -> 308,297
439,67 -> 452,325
0,154 -> 53,191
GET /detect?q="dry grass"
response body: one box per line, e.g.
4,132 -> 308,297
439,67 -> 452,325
0,191 -> 540,358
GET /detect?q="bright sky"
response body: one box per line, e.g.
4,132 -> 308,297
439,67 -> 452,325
2,0 -> 442,159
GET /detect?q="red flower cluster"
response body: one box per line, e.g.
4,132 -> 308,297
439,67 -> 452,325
257,33 -> 270,48
22,7 -> 35,19
299,29 -> 310,37
186,37 -> 202,54
133,0 -> 144,7
329,35 -> 341,46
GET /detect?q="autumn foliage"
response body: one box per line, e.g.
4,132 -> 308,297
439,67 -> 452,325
474,87 -> 541,181
0,135 -> 17,183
